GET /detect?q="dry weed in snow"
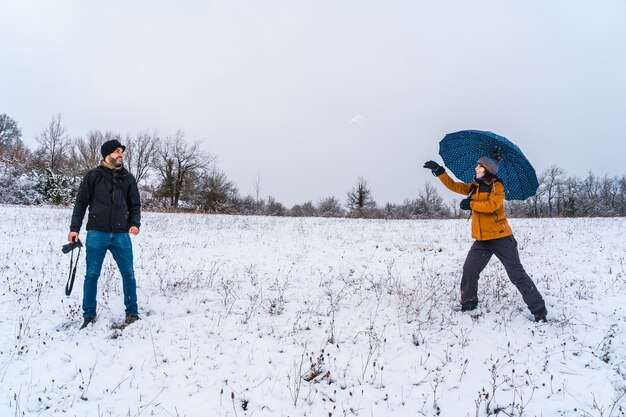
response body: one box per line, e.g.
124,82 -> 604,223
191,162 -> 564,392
0,205 -> 625,416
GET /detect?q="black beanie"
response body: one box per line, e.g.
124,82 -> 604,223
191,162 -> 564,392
100,140 -> 126,158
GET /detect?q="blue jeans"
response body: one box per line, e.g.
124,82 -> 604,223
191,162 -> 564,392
83,231 -> 138,317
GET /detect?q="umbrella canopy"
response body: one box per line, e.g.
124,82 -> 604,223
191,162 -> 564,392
438,130 -> 539,200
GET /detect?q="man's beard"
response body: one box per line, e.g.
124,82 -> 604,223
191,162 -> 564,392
105,156 -> 123,168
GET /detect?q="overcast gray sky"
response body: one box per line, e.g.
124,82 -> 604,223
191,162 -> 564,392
1,1 -> 625,206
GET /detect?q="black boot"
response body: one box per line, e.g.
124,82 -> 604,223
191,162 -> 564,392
460,300 -> 478,312
80,316 -> 96,329
532,307 -> 548,322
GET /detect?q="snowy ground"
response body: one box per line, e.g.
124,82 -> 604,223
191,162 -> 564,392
1,204 -> 625,417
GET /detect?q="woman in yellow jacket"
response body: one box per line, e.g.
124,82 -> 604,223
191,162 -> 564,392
424,157 -> 547,322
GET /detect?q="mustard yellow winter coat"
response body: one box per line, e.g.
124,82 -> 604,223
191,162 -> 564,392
437,171 -> 513,241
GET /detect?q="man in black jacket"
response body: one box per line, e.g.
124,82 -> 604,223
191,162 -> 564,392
68,139 -> 142,329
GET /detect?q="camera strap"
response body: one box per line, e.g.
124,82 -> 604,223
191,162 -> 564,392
65,246 -> 82,296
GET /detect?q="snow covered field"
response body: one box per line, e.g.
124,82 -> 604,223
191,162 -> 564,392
1,204 -> 625,417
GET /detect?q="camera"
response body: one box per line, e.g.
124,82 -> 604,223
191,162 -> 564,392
62,239 -> 83,254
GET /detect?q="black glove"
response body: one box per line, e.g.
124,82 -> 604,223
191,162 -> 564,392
423,160 -> 445,176
459,198 -> 472,211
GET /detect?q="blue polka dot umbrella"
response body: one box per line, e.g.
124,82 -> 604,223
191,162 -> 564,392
439,130 -> 539,200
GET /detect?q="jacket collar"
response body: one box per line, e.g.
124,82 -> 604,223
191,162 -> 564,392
96,164 -> 127,178
473,176 -> 496,186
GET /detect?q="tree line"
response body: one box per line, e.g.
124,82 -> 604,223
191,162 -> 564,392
1,113 -> 624,218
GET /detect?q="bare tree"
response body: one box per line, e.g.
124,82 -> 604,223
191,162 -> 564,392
415,182 -> 450,218
74,133 -> 101,172
194,167 -> 239,213
154,131 -> 214,208
0,114 -> 30,174
579,172 -> 600,216
253,173 -> 262,205
0,114 -> 22,150
264,196 -> 287,216
346,176 -> 376,217
619,175 -> 626,216
541,165 -> 566,216
530,173 -> 548,218
126,131 -> 159,185
560,176 -> 580,217
35,114 -> 69,172
0,136 -> 31,173
317,196 -> 345,217
290,201 -> 318,217
232,194 -> 258,215
72,130 -> 118,176
599,175 -> 620,216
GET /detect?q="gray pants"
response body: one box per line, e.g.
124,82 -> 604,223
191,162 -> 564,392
461,235 -> 545,312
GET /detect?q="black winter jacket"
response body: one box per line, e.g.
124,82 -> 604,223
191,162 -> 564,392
70,165 -> 141,233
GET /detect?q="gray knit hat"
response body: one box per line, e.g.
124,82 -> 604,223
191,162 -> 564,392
477,156 -> 501,175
